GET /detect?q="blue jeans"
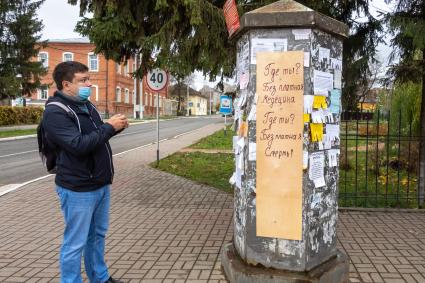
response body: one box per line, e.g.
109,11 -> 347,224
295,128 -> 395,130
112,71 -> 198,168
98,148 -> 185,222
56,185 -> 111,283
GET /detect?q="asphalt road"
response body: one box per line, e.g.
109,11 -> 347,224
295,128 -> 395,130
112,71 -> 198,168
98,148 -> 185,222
0,116 -> 225,187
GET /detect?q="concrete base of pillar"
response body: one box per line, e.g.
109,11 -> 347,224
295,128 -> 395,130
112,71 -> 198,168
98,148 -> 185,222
221,243 -> 349,283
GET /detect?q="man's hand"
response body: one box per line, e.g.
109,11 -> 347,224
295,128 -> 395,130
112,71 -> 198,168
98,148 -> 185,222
106,114 -> 129,132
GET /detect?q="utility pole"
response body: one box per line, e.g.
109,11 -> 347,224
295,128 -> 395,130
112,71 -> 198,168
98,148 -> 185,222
186,84 -> 189,116
133,55 -> 138,119
209,90 -> 212,115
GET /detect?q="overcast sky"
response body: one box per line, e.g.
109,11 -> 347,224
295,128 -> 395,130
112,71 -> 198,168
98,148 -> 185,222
37,0 -> 395,89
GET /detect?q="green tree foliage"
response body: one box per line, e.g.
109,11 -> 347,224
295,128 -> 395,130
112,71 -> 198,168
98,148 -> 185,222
385,0 -> 424,84
0,0 -> 46,100
390,82 -> 421,135
72,0 -> 234,80
71,0 -> 382,110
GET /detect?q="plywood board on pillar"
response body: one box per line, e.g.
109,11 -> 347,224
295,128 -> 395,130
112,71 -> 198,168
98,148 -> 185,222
256,51 -> 304,240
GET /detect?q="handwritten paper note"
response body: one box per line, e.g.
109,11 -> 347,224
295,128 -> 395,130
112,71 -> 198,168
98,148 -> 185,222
303,150 -> 308,169
304,95 -> 314,113
292,29 -> 311,40
240,73 -> 249,89
249,142 -> 256,161
319,47 -> 330,63
327,149 -> 340,167
310,123 -> 324,142
334,70 -> 342,89
309,152 -> 326,188
313,96 -> 328,109
236,167 -> 242,188
248,104 -> 257,121
330,89 -> 341,114
322,109 -> 334,123
331,58 -> 342,70
323,136 -> 332,150
314,70 -> 333,96
312,109 -> 325,123
238,121 -> 248,137
233,136 -> 239,154
304,52 -> 310,67
325,124 -> 340,142
256,51 -> 303,240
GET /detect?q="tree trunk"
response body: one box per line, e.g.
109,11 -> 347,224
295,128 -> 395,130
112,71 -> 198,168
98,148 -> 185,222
419,53 -> 425,208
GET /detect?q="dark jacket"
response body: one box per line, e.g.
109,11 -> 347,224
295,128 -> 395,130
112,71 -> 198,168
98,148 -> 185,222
42,91 -> 116,192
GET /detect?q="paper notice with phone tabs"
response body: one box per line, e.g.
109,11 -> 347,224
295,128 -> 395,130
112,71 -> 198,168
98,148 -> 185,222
248,142 -> 256,161
251,38 -> 288,64
309,152 -> 326,188
314,70 -> 333,96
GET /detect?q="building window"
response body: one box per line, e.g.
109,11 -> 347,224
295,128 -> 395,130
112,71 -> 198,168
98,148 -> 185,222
124,88 -> 129,103
38,52 -> 48,68
116,63 -> 121,74
38,86 -> 48,100
124,63 -> 129,76
63,52 -> 73,62
132,62 -> 136,74
132,90 -> 135,105
88,52 -> 98,72
115,87 -> 121,102
197,103 -> 200,108
91,85 -> 98,101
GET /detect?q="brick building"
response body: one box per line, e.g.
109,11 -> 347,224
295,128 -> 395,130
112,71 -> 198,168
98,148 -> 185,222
29,38 -> 169,118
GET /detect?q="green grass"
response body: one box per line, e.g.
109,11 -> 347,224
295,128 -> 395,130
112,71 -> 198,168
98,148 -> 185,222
190,128 -> 233,150
340,141 -> 420,208
152,124 -> 422,208
153,152 -> 234,193
0,129 -> 36,138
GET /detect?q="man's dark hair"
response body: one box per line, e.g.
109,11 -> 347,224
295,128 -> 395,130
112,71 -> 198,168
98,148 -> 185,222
53,61 -> 89,90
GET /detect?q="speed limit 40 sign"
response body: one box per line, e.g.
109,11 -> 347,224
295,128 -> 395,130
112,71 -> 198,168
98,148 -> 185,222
146,68 -> 168,91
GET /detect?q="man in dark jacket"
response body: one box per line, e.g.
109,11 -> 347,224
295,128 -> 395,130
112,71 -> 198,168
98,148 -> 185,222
43,61 -> 128,283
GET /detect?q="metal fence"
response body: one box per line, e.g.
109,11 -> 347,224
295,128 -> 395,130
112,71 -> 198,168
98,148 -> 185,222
339,110 -> 423,208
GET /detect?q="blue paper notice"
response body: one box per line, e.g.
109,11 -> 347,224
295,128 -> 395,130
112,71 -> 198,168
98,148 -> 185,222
330,89 -> 341,114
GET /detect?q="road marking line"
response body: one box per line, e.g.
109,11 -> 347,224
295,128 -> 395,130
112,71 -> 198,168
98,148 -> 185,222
0,150 -> 38,158
0,134 -> 37,142
0,175 -> 54,197
0,125 -> 206,197
173,129 -> 199,139
113,143 -> 153,157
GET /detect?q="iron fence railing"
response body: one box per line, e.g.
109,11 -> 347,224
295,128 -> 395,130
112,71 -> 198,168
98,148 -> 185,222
339,110 -> 423,208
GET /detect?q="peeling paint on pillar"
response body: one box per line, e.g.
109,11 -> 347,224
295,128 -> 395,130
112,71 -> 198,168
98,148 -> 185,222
231,6 -> 346,272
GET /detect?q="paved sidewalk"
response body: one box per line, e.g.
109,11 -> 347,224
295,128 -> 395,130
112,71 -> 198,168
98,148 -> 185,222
0,123 -> 424,282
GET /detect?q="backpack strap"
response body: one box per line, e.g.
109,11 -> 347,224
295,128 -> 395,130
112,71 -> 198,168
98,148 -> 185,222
46,102 -> 81,133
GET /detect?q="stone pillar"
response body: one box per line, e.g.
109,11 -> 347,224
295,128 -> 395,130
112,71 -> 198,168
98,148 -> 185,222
221,1 -> 350,282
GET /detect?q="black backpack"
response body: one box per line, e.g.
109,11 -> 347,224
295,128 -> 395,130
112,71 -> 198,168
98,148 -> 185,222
37,102 -> 80,173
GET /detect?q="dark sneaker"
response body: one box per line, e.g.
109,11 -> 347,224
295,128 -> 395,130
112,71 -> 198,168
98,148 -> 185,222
104,277 -> 124,283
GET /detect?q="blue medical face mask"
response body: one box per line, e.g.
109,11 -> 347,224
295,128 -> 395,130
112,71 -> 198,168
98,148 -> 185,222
78,86 -> 92,100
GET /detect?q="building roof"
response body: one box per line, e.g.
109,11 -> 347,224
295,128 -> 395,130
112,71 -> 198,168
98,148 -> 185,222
46,38 -> 91,44
169,83 -> 208,99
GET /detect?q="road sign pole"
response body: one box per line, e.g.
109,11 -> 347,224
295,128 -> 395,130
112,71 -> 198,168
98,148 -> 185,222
224,114 -> 227,136
156,92 -> 160,166
145,68 -> 168,167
